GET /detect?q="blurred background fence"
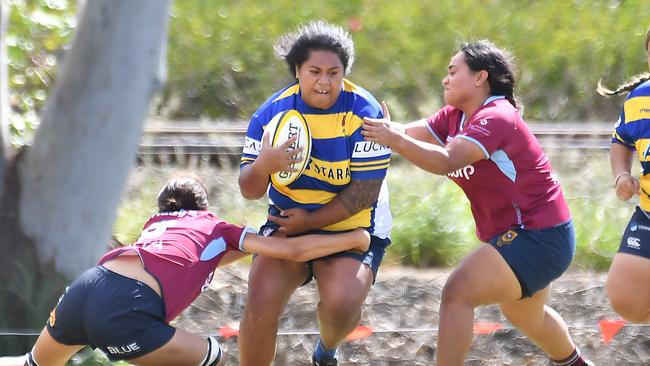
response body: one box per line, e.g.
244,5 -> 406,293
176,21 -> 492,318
137,120 -> 614,167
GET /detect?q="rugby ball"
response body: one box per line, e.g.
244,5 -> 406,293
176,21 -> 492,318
266,110 -> 312,187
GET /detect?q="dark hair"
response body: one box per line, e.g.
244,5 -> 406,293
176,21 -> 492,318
460,40 -> 518,108
274,20 -> 355,78
597,26 -> 650,97
157,173 -> 209,212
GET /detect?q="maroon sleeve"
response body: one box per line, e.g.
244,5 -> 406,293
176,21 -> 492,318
213,222 -> 247,251
426,106 -> 453,145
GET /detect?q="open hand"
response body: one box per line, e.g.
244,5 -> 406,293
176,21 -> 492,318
267,207 -> 313,236
361,101 -> 404,147
253,130 -> 304,176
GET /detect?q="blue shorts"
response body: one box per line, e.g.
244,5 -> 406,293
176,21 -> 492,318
46,266 -> 175,361
488,221 -> 575,298
259,205 -> 391,284
618,206 -> 650,259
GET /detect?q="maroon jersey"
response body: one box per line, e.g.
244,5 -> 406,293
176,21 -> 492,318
99,210 -> 253,322
426,97 -> 571,242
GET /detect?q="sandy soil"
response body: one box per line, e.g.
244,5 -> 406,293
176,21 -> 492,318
175,265 -> 650,365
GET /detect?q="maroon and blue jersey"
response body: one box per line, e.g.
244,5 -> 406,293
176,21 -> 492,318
426,96 -> 571,242
99,210 -> 254,322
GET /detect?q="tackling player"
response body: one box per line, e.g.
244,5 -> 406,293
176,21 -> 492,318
22,173 -> 369,366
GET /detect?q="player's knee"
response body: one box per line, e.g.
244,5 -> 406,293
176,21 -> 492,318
198,336 -> 222,366
320,283 -> 367,317
606,280 -> 643,322
441,272 -> 471,306
320,292 -> 363,319
608,293 -> 648,323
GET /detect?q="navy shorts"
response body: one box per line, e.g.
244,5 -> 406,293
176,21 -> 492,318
46,266 -> 175,361
488,221 -> 575,298
259,205 -> 391,284
618,206 -> 650,259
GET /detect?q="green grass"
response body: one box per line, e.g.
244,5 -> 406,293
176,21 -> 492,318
114,150 -> 634,271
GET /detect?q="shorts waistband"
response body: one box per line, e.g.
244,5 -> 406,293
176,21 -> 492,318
96,265 -> 161,298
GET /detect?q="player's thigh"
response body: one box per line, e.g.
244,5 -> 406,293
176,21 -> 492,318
128,329 -> 211,366
313,256 -> 373,308
31,327 -> 84,366
443,243 -> 521,305
246,255 -> 309,308
607,253 -> 650,304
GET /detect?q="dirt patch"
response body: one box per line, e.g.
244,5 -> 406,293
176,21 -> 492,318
175,265 -> 650,365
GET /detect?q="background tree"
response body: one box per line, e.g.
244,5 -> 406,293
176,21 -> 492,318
0,0 -> 171,353
0,0 -> 9,194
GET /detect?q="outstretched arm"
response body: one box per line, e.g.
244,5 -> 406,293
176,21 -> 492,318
241,228 -> 370,262
362,101 -> 483,175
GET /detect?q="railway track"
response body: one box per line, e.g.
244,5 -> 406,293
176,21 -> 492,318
137,121 -> 614,167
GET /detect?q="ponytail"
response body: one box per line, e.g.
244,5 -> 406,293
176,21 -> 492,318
597,73 -> 650,97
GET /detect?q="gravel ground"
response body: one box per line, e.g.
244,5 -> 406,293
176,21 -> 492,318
175,265 -> 650,365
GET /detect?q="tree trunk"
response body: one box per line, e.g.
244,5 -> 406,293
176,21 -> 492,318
0,1 -> 9,193
0,0 -> 171,353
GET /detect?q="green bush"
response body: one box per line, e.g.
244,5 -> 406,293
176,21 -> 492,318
113,150 -> 632,271
6,0 -> 76,144
9,1 -> 649,134
163,0 -> 650,122
385,164 -> 474,267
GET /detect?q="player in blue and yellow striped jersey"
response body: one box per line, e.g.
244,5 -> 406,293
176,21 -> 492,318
599,25 -> 650,324
237,21 -> 391,366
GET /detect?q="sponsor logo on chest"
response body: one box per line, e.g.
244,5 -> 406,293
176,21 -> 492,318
448,165 -> 475,180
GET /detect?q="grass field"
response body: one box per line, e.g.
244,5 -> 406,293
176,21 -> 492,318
115,149 -> 635,271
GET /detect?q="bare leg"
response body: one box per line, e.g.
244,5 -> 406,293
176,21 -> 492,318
129,329 -> 223,366
28,328 -> 84,366
238,255 -> 309,366
436,244 -> 521,366
499,287 -> 576,361
607,253 -> 650,323
313,257 -> 374,349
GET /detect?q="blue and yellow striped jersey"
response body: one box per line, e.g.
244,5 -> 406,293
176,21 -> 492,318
612,80 -> 650,210
241,79 -> 392,238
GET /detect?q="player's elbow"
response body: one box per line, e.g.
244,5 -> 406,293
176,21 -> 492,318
240,188 -> 264,200
427,159 -> 461,177
286,246 -> 310,262
238,179 -> 265,200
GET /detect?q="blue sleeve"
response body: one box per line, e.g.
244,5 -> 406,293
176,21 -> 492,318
240,109 -> 270,169
612,96 -> 638,150
348,100 -> 391,180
